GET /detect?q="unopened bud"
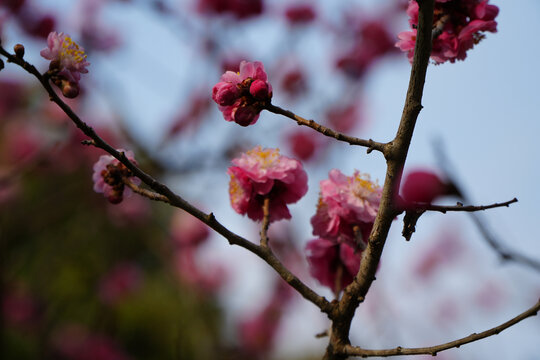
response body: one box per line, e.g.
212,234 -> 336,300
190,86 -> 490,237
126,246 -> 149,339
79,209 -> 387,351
49,59 -> 61,72
61,81 -> 80,98
14,44 -> 25,58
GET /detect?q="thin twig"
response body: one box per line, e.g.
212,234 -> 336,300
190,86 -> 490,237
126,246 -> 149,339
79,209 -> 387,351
123,178 -> 170,204
265,103 -> 386,154
405,198 -> 518,214
341,299 -> 540,357
260,197 -> 271,248
0,44 -> 333,315
433,141 -> 540,273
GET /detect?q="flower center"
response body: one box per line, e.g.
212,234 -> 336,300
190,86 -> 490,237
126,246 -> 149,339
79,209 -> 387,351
60,36 -> 87,64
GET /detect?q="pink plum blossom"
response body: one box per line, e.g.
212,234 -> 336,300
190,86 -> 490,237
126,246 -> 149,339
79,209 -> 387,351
40,32 -> 89,97
227,146 -> 308,223
396,0 -> 499,64
311,169 -> 382,247
212,60 -> 272,126
92,150 -> 140,204
305,238 -> 362,292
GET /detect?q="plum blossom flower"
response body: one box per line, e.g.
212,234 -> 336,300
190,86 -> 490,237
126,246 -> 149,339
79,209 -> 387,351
396,0 -> 499,64
227,146 -> 308,222
311,169 -> 382,247
92,150 -> 140,204
306,238 -> 362,292
212,61 -> 272,126
40,31 -> 89,97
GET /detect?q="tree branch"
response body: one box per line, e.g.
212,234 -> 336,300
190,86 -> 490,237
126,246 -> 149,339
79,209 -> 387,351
341,299 -> 540,357
0,44 -> 333,315
323,1 -> 436,358
265,103 -> 386,154
433,142 -> 540,273
406,198 -> 518,214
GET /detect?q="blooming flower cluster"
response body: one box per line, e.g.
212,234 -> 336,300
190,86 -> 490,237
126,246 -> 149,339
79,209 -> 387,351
396,0 -> 499,63
92,150 -> 140,204
311,169 -> 382,246
227,146 -> 308,223
307,169 -> 382,292
212,61 -> 272,126
40,31 -> 90,98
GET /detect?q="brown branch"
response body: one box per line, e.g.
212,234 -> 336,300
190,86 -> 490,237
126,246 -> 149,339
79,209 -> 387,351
265,103 -> 386,154
123,178 -> 170,204
340,299 -> 540,357
323,1 -> 436,359
407,198 -> 518,214
0,44 -> 333,315
260,197 -> 271,248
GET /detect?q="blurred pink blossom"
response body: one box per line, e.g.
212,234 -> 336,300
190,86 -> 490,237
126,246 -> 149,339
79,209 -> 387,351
286,129 -> 320,161
175,249 -> 226,294
284,4 -> 316,25
197,0 -> 264,19
98,263 -> 143,305
325,102 -> 364,133
401,169 -> 449,205
2,284 -> 39,329
170,209 -> 210,248
336,19 -> 397,78
52,324 -> 131,360
305,238 -> 361,292
227,146 -> 308,222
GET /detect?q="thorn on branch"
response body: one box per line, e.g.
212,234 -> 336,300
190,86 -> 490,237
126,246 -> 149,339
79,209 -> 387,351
81,139 -> 96,146
402,209 -> 425,241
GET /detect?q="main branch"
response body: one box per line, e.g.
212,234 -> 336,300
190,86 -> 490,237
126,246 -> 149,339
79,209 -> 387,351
322,1 -> 436,358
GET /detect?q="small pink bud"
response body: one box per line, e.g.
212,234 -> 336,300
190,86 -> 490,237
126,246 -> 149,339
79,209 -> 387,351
233,105 -> 259,127
61,81 -> 80,98
249,79 -> 269,100
212,81 -> 239,106
401,170 -> 447,204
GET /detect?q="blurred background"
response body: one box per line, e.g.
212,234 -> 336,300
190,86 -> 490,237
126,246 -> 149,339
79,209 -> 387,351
1,0 -> 539,359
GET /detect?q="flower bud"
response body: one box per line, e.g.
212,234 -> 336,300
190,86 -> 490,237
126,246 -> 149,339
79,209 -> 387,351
212,81 -> 239,106
61,81 -> 80,98
14,44 -> 25,58
233,104 -> 259,126
249,79 -> 269,100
